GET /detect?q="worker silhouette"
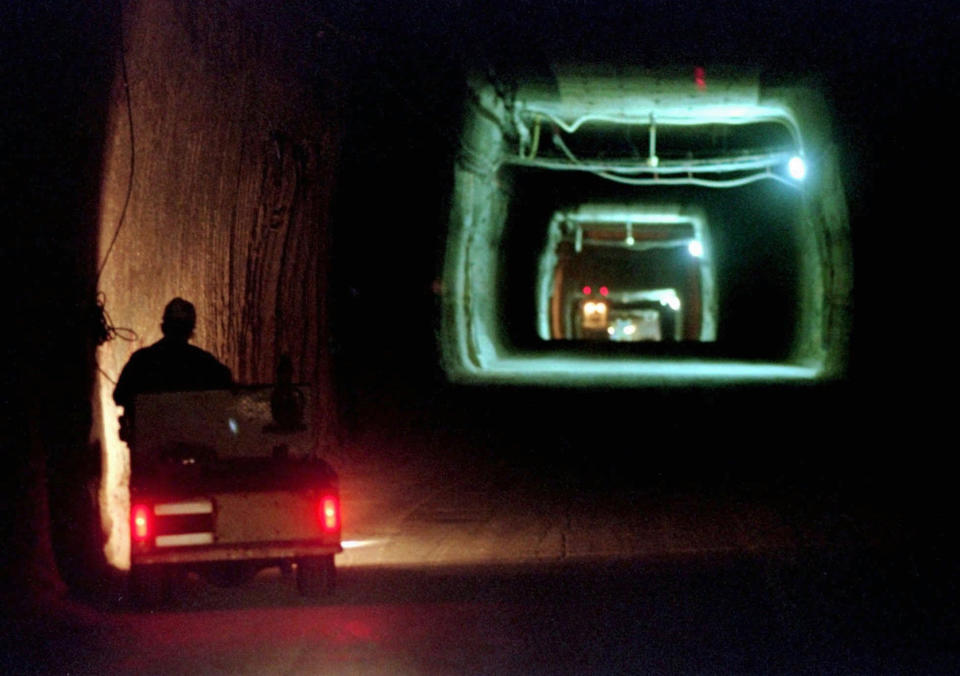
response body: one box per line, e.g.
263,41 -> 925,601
113,297 -> 232,439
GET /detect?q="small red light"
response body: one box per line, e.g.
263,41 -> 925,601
132,504 -> 151,542
582,286 -> 592,295
319,494 -> 340,533
599,286 -> 609,297
694,66 -> 706,91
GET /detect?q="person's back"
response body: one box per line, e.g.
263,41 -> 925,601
113,298 -> 232,430
114,338 -> 232,410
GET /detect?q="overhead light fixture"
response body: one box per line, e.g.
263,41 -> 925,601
688,240 -> 703,258
788,155 -> 807,180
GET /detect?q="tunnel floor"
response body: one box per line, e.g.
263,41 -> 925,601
4,426 -> 955,675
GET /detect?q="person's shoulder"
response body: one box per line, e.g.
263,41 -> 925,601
124,342 -> 160,365
184,343 -> 224,363
186,344 -> 233,380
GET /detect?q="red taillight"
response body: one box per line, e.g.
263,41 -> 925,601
132,504 -> 151,542
319,494 -> 340,533
694,66 -> 707,91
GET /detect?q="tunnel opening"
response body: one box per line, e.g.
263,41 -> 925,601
499,172 -> 801,360
440,67 -> 851,387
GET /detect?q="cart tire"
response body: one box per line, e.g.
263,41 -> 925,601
296,555 -> 335,597
129,564 -> 168,608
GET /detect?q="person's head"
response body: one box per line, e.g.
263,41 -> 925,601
161,297 -> 196,341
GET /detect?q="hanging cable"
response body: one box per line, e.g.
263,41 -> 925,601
520,106 -> 805,153
92,291 -> 138,347
89,2 -> 139,367
549,132 -> 802,190
509,149 -> 795,175
525,114 -> 542,160
96,1 -> 135,282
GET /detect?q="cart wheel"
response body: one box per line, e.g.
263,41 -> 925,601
296,555 -> 335,597
129,564 -> 168,609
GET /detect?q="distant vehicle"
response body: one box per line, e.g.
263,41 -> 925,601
126,386 -> 341,606
578,297 -> 609,336
606,310 -> 662,342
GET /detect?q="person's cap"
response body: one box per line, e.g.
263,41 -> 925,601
162,297 -> 196,326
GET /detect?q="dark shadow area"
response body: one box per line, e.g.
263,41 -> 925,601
2,0 -> 121,607
337,552 -> 958,676
7,551 -> 956,675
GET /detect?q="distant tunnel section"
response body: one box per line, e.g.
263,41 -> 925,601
440,67 -> 852,386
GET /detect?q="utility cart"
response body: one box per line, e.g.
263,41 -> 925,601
126,385 -> 341,605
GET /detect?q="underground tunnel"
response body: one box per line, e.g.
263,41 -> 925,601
89,52 -> 854,570
440,67 -> 852,386
5,3 -> 957,673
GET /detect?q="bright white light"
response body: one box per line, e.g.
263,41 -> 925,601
788,155 -> 806,180
623,324 -> 636,335
607,326 -> 615,335
688,240 -> 703,258
584,302 -> 596,313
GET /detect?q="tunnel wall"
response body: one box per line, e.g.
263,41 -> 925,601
441,79 -> 511,372
767,87 -> 853,377
93,0 -> 342,568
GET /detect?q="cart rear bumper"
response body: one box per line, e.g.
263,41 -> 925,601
132,541 -> 342,565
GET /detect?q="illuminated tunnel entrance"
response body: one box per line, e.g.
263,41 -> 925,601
441,67 -> 852,386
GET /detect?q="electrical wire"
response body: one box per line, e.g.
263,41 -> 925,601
594,171 -> 801,189
93,291 -> 138,347
510,148 -> 795,175
549,132 -> 802,190
524,114 -> 542,160
91,2 -> 138,379
96,1 -> 135,282
97,365 -> 118,386
521,106 -> 805,153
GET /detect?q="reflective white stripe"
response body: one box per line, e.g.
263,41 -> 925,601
154,500 -> 213,516
155,532 -> 214,547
